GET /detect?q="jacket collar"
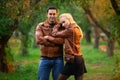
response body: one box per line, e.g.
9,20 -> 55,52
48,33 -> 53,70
66,23 -> 75,29
44,20 -> 58,27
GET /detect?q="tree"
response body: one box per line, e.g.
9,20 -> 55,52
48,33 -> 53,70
71,0 -> 120,56
0,0 -> 19,72
110,0 -> 120,44
0,0 -> 41,72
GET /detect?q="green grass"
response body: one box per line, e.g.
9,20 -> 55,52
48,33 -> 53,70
81,44 -> 116,80
0,39 -> 120,80
0,64 -> 38,80
0,48 -> 39,80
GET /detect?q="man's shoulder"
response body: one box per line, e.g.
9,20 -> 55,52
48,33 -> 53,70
37,22 -> 44,27
36,22 -> 44,29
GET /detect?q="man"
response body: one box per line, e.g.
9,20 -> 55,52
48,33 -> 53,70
35,6 -> 64,80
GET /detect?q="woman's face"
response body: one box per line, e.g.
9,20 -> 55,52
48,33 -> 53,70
59,17 -> 70,28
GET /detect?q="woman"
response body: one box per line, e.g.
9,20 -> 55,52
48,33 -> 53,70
45,13 -> 87,80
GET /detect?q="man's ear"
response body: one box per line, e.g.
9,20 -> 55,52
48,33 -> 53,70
56,12 -> 58,16
46,13 -> 48,17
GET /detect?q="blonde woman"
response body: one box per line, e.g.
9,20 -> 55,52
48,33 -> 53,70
44,13 -> 87,80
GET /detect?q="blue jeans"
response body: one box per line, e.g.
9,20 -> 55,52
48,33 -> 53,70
38,57 -> 64,80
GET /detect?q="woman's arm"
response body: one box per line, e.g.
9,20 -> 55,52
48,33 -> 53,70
52,28 -> 72,38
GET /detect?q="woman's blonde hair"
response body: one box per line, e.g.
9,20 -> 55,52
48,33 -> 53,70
59,13 -> 83,39
59,13 -> 75,24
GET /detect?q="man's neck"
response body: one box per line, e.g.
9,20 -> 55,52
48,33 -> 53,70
50,23 -> 55,27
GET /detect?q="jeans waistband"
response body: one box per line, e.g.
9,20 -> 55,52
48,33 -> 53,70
41,56 -> 63,60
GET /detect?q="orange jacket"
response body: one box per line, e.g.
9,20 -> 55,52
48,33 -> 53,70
35,20 -> 64,57
52,23 -> 83,56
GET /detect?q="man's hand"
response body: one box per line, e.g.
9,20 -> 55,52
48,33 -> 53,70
44,36 -> 49,39
44,36 -> 54,41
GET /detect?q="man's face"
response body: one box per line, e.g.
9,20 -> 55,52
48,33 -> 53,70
47,9 -> 58,24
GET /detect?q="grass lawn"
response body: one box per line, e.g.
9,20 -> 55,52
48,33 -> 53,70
0,39 -> 120,80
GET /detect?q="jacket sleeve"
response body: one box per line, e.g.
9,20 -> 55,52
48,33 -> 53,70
52,28 -> 72,38
35,23 -> 55,46
47,36 -> 64,44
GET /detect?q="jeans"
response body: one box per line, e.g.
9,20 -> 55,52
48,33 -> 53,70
38,57 -> 64,80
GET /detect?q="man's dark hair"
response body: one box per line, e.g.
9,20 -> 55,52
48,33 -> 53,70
47,6 -> 58,13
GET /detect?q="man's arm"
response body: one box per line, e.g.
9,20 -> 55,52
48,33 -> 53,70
44,24 -> 64,44
44,36 -> 64,44
44,28 -> 72,44
35,23 -> 55,46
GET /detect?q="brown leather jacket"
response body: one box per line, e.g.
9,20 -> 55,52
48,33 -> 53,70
51,23 -> 83,56
35,20 -> 64,57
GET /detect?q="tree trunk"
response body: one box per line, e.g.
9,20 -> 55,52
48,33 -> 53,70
107,0 -> 120,56
0,20 -> 18,72
85,30 -> 91,43
0,44 -> 8,72
0,36 -> 10,72
83,7 -> 115,56
83,8 -> 110,36
110,0 -> 120,15
20,35 -> 29,56
93,27 -> 100,48
107,38 -> 114,57
30,0 -> 41,5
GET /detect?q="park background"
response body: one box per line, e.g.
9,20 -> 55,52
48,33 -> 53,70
0,0 -> 120,80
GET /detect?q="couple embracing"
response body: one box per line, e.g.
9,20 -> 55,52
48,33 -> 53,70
35,6 -> 87,80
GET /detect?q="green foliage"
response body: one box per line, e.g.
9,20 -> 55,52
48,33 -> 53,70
19,18 -> 31,35
5,45 -> 14,63
0,19 -> 13,36
110,15 -> 120,44
0,1 -> 14,35
71,0 -> 90,9
0,64 -> 38,80
111,54 -> 120,80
